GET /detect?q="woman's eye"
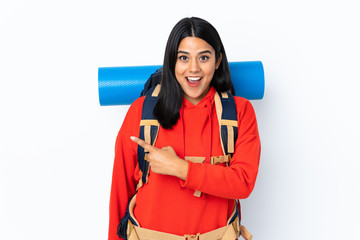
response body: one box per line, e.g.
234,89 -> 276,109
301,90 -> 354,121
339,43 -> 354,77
179,56 -> 188,61
199,56 -> 209,61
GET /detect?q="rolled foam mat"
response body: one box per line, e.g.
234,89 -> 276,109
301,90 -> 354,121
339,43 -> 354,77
98,61 -> 264,106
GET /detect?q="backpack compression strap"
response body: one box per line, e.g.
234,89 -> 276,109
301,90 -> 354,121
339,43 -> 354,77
214,91 -> 238,157
138,84 -> 161,186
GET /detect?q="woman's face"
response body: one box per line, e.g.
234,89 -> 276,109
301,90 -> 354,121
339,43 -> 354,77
175,37 -> 222,105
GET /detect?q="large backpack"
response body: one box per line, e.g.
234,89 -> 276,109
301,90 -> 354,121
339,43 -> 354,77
118,69 -> 241,239
137,84 -> 239,187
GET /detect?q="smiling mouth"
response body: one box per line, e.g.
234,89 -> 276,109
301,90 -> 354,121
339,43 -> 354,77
186,76 -> 202,86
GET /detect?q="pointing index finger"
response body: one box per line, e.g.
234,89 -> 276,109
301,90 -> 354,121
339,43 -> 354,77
130,136 -> 156,152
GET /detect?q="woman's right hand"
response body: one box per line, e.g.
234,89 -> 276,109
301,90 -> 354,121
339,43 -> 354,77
130,136 -> 189,180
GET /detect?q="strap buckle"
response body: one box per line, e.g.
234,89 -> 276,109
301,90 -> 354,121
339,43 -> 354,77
184,233 -> 200,240
210,154 -> 231,165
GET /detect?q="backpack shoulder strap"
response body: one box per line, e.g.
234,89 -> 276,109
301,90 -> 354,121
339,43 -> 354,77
214,91 -> 238,156
138,84 -> 161,185
140,68 -> 162,97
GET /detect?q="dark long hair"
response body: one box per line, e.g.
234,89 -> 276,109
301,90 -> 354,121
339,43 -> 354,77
153,17 -> 234,129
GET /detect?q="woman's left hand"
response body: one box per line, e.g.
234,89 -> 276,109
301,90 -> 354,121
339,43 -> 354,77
130,136 -> 188,180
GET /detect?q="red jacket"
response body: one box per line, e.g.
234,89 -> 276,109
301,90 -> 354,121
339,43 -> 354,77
108,87 -> 261,239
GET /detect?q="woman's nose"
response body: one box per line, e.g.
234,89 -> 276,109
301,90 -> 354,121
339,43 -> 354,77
189,59 -> 200,72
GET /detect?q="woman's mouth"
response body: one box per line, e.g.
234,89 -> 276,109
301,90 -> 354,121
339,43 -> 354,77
186,76 -> 202,87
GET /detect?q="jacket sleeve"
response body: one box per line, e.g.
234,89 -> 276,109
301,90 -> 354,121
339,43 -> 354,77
181,99 -> 261,200
108,97 -> 144,240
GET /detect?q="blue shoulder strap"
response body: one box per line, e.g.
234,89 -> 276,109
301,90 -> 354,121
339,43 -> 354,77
216,91 -> 238,156
138,85 -> 160,184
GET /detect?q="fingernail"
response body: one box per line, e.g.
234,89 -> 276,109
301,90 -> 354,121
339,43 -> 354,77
130,136 -> 136,141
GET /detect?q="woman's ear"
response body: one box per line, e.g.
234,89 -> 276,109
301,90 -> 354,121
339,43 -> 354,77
215,52 -> 222,70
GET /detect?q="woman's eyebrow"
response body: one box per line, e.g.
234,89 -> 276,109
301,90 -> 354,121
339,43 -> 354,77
177,51 -> 189,55
199,50 -> 212,55
177,50 -> 212,55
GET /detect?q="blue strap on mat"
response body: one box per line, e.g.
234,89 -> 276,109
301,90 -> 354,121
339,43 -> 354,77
98,61 -> 264,106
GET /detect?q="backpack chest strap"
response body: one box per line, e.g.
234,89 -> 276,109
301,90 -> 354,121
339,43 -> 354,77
185,154 -> 231,197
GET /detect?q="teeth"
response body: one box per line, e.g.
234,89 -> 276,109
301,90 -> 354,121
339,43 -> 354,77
187,77 -> 201,81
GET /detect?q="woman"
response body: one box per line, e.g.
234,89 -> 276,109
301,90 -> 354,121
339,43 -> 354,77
109,17 -> 260,240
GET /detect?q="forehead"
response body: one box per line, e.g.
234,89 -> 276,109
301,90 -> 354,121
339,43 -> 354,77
177,37 -> 214,53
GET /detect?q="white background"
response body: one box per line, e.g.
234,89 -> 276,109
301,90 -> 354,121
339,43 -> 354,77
1,0 -> 359,239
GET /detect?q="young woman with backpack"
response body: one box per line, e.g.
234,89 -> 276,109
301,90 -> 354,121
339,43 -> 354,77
108,17 -> 261,240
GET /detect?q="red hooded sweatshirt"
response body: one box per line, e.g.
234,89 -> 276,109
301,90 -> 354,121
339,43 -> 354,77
108,87 -> 261,239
